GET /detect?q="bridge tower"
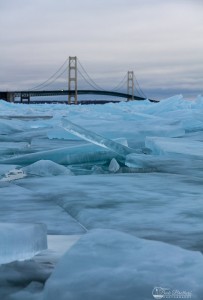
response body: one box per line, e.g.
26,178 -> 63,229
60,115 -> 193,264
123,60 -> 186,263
68,56 -> 78,105
127,71 -> 134,101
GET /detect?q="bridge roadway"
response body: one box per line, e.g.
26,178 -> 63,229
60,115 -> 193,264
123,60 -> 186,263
0,89 -> 158,103
0,89 -> 146,101
19,89 -> 146,100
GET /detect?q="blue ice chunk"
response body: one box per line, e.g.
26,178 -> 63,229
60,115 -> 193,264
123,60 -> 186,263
0,223 -> 47,264
61,118 -> 138,157
0,144 -> 120,166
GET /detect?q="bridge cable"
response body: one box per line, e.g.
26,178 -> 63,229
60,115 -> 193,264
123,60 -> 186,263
78,59 -> 129,94
77,69 -> 99,90
29,58 -> 68,91
33,68 -> 67,90
78,59 -> 106,91
110,73 -> 128,92
133,74 -> 147,99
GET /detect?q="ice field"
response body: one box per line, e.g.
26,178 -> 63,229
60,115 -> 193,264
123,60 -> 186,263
0,95 -> 203,299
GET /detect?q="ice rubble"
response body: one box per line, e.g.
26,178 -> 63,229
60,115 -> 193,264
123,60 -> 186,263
44,229 -> 203,300
0,96 -> 203,299
0,223 -> 47,264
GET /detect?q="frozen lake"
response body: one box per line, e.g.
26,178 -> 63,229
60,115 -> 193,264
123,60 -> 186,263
0,95 -> 202,300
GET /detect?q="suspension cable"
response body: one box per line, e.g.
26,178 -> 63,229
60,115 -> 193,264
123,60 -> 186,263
134,74 -> 147,99
29,58 -> 68,90
77,69 -> 98,90
32,68 -> 67,90
111,73 -> 127,92
78,59 -> 106,91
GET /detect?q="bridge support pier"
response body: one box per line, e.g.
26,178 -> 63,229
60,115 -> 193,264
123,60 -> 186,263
127,71 -> 134,101
20,93 -> 30,104
68,56 -> 78,105
6,92 -> 15,102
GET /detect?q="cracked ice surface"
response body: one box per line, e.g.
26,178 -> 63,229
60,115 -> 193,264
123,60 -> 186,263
0,95 -> 203,300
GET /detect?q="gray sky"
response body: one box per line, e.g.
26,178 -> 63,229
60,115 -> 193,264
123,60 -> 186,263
0,0 -> 203,99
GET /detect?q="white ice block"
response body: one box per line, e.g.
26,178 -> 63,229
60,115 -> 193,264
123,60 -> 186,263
0,223 -> 47,264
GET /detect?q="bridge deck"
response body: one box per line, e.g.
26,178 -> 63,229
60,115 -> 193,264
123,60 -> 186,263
0,90 -> 158,102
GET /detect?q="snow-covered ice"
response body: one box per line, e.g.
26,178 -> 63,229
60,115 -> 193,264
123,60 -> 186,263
44,229 -> 203,300
0,95 -> 202,299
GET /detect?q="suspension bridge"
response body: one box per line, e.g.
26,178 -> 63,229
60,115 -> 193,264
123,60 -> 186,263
0,56 -> 156,104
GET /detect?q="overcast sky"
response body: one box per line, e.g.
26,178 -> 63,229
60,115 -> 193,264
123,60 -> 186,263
0,0 -> 202,99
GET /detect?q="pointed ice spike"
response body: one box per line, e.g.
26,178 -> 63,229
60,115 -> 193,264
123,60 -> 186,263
61,119 -> 138,157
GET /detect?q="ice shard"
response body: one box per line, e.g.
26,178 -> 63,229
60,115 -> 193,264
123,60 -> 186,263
0,139 -> 128,166
61,118 -> 139,157
0,223 -> 47,264
108,158 -> 120,173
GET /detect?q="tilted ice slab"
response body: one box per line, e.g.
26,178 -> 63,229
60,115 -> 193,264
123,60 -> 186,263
125,153 -> 203,177
0,138 -> 128,166
0,223 -> 47,264
44,229 -> 202,300
61,118 -> 138,157
22,160 -> 72,177
145,136 -> 203,159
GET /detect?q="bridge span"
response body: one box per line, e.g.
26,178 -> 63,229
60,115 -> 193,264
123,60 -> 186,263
0,89 -> 152,104
0,57 -> 158,104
